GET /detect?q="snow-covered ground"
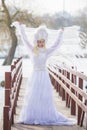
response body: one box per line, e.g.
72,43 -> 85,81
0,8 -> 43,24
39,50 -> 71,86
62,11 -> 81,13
0,26 -> 87,120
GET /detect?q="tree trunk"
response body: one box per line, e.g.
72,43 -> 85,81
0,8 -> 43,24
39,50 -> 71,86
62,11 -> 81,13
2,0 -> 18,65
2,28 -> 17,65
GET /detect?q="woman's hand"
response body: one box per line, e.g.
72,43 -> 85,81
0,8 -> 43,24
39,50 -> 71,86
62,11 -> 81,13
11,21 -> 20,28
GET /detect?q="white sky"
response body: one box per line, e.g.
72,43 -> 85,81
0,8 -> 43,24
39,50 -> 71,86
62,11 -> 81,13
18,0 -> 87,15
0,0 -> 87,15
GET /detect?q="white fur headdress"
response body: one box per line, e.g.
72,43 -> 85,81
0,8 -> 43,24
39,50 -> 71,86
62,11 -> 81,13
34,25 -> 48,44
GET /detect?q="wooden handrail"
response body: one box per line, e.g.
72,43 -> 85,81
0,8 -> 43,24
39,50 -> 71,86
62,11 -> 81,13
61,64 -> 87,81
48,70 -> 87,112
3,57 -> 23,130
51,62 -> 87,81
48,63 -> 87,130
49,66 -> 87,100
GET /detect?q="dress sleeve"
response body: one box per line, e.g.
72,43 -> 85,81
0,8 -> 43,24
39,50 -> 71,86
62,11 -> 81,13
18,24 -> 33,54
11,22 -> 33,53
46,29 -> 63,57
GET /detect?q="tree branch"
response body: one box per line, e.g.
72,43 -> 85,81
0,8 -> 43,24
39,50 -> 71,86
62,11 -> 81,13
1,0 -> 12,26
11,10 -> 20,20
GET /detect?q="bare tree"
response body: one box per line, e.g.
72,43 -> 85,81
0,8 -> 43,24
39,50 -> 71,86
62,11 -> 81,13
1,0 -> 18,65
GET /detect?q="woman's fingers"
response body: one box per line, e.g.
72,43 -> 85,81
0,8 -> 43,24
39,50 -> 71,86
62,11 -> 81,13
11,21 -> 19,27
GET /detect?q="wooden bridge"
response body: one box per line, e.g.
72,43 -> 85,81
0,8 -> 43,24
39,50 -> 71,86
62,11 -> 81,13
0,57 -> 87,130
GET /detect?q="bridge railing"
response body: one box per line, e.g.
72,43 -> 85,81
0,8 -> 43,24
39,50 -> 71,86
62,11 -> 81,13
3,57 -> 23,130
48,63 -> 87,130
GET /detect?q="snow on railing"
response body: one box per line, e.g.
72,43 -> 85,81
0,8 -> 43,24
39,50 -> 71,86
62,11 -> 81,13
48,63 -> 87,130
3,57 -> 22,130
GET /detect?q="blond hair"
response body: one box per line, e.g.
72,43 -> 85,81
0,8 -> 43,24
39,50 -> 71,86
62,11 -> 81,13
33,44 -> 46,55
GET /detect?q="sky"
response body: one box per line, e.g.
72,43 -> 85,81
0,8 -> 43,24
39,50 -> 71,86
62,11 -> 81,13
0,0 -> 87,16
16,0 -> 87,15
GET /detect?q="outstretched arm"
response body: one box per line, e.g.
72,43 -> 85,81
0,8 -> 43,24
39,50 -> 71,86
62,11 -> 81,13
11,22 -> 33,52
46,28 -> 64,57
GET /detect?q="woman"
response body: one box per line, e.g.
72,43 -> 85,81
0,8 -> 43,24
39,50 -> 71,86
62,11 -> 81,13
12,22 -> 76,125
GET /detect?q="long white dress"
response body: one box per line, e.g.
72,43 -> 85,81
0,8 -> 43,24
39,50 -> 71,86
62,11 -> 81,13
13,23 -> 76,125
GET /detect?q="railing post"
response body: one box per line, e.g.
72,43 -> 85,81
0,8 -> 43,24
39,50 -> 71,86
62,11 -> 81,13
11,64 -> 17,117
3,72 -> 11,130
54,71 -> 57,90
77,77 -> 83,125
59,69 -> 62,97
11,65 -> 15,71
3,106 -> 11,130
54,67 -> 58,92
61,69 -> 65,101
56,68 -> 59,92
86,100 -> 87,130
55,68 -> 59,93
50,70 -> 55,86
66,71 -> 70,107
71,67 -> 76,115
52,73 -> 55,88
